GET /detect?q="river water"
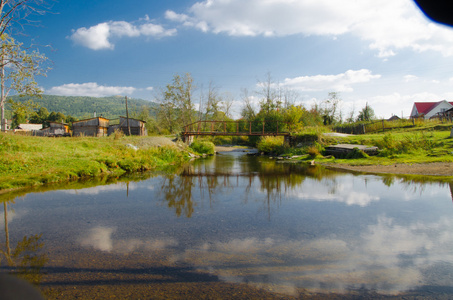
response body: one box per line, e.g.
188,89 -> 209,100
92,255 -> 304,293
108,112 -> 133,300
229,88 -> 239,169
1,151 -> 453,299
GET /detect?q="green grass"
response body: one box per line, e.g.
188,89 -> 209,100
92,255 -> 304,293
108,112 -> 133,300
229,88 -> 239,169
281,125 -> 453,166
189,140 -> 215,155
0,133 -> 191,192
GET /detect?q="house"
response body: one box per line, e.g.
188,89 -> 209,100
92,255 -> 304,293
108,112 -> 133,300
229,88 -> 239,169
14,123 -> 42,133
39,122 -> 71,136
108,116 -> 147,136
72,117 -> 109,137
387,115 -> 401,121
410,100 -> 453,119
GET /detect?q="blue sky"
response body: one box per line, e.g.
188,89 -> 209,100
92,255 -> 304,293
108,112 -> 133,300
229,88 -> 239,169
18,0 -> 453,119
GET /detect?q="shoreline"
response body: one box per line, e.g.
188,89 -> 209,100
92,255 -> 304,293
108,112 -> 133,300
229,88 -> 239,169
215,145 -> 453,178
321,161 -> 453,177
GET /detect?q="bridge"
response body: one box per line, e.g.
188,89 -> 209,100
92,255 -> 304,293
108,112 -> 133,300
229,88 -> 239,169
181,120 -> 293,144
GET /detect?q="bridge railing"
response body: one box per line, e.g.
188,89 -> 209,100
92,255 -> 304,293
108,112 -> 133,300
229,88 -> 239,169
182,120 -> 291,136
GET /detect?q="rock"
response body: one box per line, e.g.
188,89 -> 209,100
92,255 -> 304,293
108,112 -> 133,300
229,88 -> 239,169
125,144 -> 138,151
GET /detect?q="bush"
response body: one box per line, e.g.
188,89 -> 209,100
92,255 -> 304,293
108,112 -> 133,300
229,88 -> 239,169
307,146 -> 320,158
190,140 -> 215,155
257,136 -> 287,154
346,148 -> 369,159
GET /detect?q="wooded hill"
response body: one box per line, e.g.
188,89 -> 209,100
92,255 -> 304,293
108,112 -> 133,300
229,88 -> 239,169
6,95 -> 159,120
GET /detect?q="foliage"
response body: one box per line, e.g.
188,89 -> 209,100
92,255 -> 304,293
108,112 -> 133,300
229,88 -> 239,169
8,98 -> 38,127
157,73 -> 195,133
257,136 -> 287,154
7,94 -> 159,120
189,140 -> 215,155
0,33 -> 48,131
320,92 -> 342,125
356,103 -> 375,122
345,148 -> 369,159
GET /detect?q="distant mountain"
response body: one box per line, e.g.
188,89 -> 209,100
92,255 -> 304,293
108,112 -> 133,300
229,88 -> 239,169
6,95 -> 159,120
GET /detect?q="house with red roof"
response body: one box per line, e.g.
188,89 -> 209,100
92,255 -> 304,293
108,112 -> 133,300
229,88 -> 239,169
410,100 -> 453,119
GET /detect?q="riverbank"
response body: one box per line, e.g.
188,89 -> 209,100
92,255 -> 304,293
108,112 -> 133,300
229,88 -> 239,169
0,133 -> 191,193
322,161 -> 453,176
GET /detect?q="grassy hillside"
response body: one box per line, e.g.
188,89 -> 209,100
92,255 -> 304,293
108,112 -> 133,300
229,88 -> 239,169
6,95 -> 159,120
0,133 -> 191,192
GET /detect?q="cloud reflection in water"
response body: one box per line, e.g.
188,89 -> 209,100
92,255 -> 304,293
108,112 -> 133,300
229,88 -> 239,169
78,215 -> 453,295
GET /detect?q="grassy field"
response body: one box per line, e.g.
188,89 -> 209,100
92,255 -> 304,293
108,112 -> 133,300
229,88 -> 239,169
0,133 -> 192,192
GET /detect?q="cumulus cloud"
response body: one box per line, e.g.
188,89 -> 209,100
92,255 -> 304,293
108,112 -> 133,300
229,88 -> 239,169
47,82 -> 136,97
70,18 -> 177,50
282,69 -> 381,92
167,0 -> 453,57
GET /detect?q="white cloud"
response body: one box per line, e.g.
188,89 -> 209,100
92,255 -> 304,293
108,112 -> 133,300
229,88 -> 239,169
282,69 -> 380,92
167,0 -> 453,57
404,75 -> 418,82
70,18 -> 176,50
70,23 -> 113,50
47,82 -> 136,97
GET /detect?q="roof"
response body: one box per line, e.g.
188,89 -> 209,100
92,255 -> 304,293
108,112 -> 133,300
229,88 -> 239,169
414,101 -> 453,115
119,116 -> 146,123
17,124 -> 42,131
72,116 -> 109,123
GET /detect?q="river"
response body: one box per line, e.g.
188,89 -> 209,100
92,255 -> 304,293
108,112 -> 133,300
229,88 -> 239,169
1,150 -> 453,299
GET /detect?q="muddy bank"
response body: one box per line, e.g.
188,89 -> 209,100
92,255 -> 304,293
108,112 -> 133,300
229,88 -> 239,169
323,162 -> 453,177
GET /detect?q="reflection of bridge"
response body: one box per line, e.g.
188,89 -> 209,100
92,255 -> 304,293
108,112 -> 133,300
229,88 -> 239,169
181,120 -> 292,143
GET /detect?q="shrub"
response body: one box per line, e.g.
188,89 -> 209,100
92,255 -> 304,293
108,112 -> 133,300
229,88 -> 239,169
257,136 -> 287,154
190,140 -> 215,155
346,147 -> 369,159
307,146 -> 320,158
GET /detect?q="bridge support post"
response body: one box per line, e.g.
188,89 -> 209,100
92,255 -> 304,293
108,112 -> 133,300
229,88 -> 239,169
183,135 -> 194,145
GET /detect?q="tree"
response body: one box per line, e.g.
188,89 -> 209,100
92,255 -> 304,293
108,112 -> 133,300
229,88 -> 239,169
256,72 -> 280,115
356,103 -> 375,122
0,0 -> 51,131
240,88 -> 256,120
321,92 -> 342,125
8,97 -> 36,127
157,73 -> 195,133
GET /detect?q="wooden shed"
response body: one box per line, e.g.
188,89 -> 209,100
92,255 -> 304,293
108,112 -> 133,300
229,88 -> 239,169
39,122 -> 71,136
108,116 -> 147,136
73,117 -> 109,137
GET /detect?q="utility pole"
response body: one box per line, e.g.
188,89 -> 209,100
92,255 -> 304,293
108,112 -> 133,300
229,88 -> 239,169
125,96 -> 131,135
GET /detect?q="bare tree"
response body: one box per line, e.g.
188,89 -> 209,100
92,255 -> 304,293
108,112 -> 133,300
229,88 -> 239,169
240,88 -> 256,120
256,72 -> 280,114
221,92 -> 234,119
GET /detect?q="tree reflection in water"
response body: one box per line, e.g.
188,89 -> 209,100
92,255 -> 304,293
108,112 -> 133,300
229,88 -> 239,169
160,153 -> 453,220
0,202 -> 47,286
160,154 -> 345,219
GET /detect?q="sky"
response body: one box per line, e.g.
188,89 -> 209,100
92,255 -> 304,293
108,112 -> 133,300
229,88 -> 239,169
15,0 -> 453,119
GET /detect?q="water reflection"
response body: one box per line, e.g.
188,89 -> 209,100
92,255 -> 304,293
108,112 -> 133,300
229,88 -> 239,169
0,201 -> 47,285
2,152 -> 453,298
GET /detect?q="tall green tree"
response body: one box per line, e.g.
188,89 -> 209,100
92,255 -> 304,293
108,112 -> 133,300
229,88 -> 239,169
8,97 -> 37,127
356,103 -> 375,122
158,73 -> 195,133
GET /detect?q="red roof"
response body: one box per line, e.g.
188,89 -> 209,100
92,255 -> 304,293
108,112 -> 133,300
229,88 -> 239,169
414,101 -> 453,115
